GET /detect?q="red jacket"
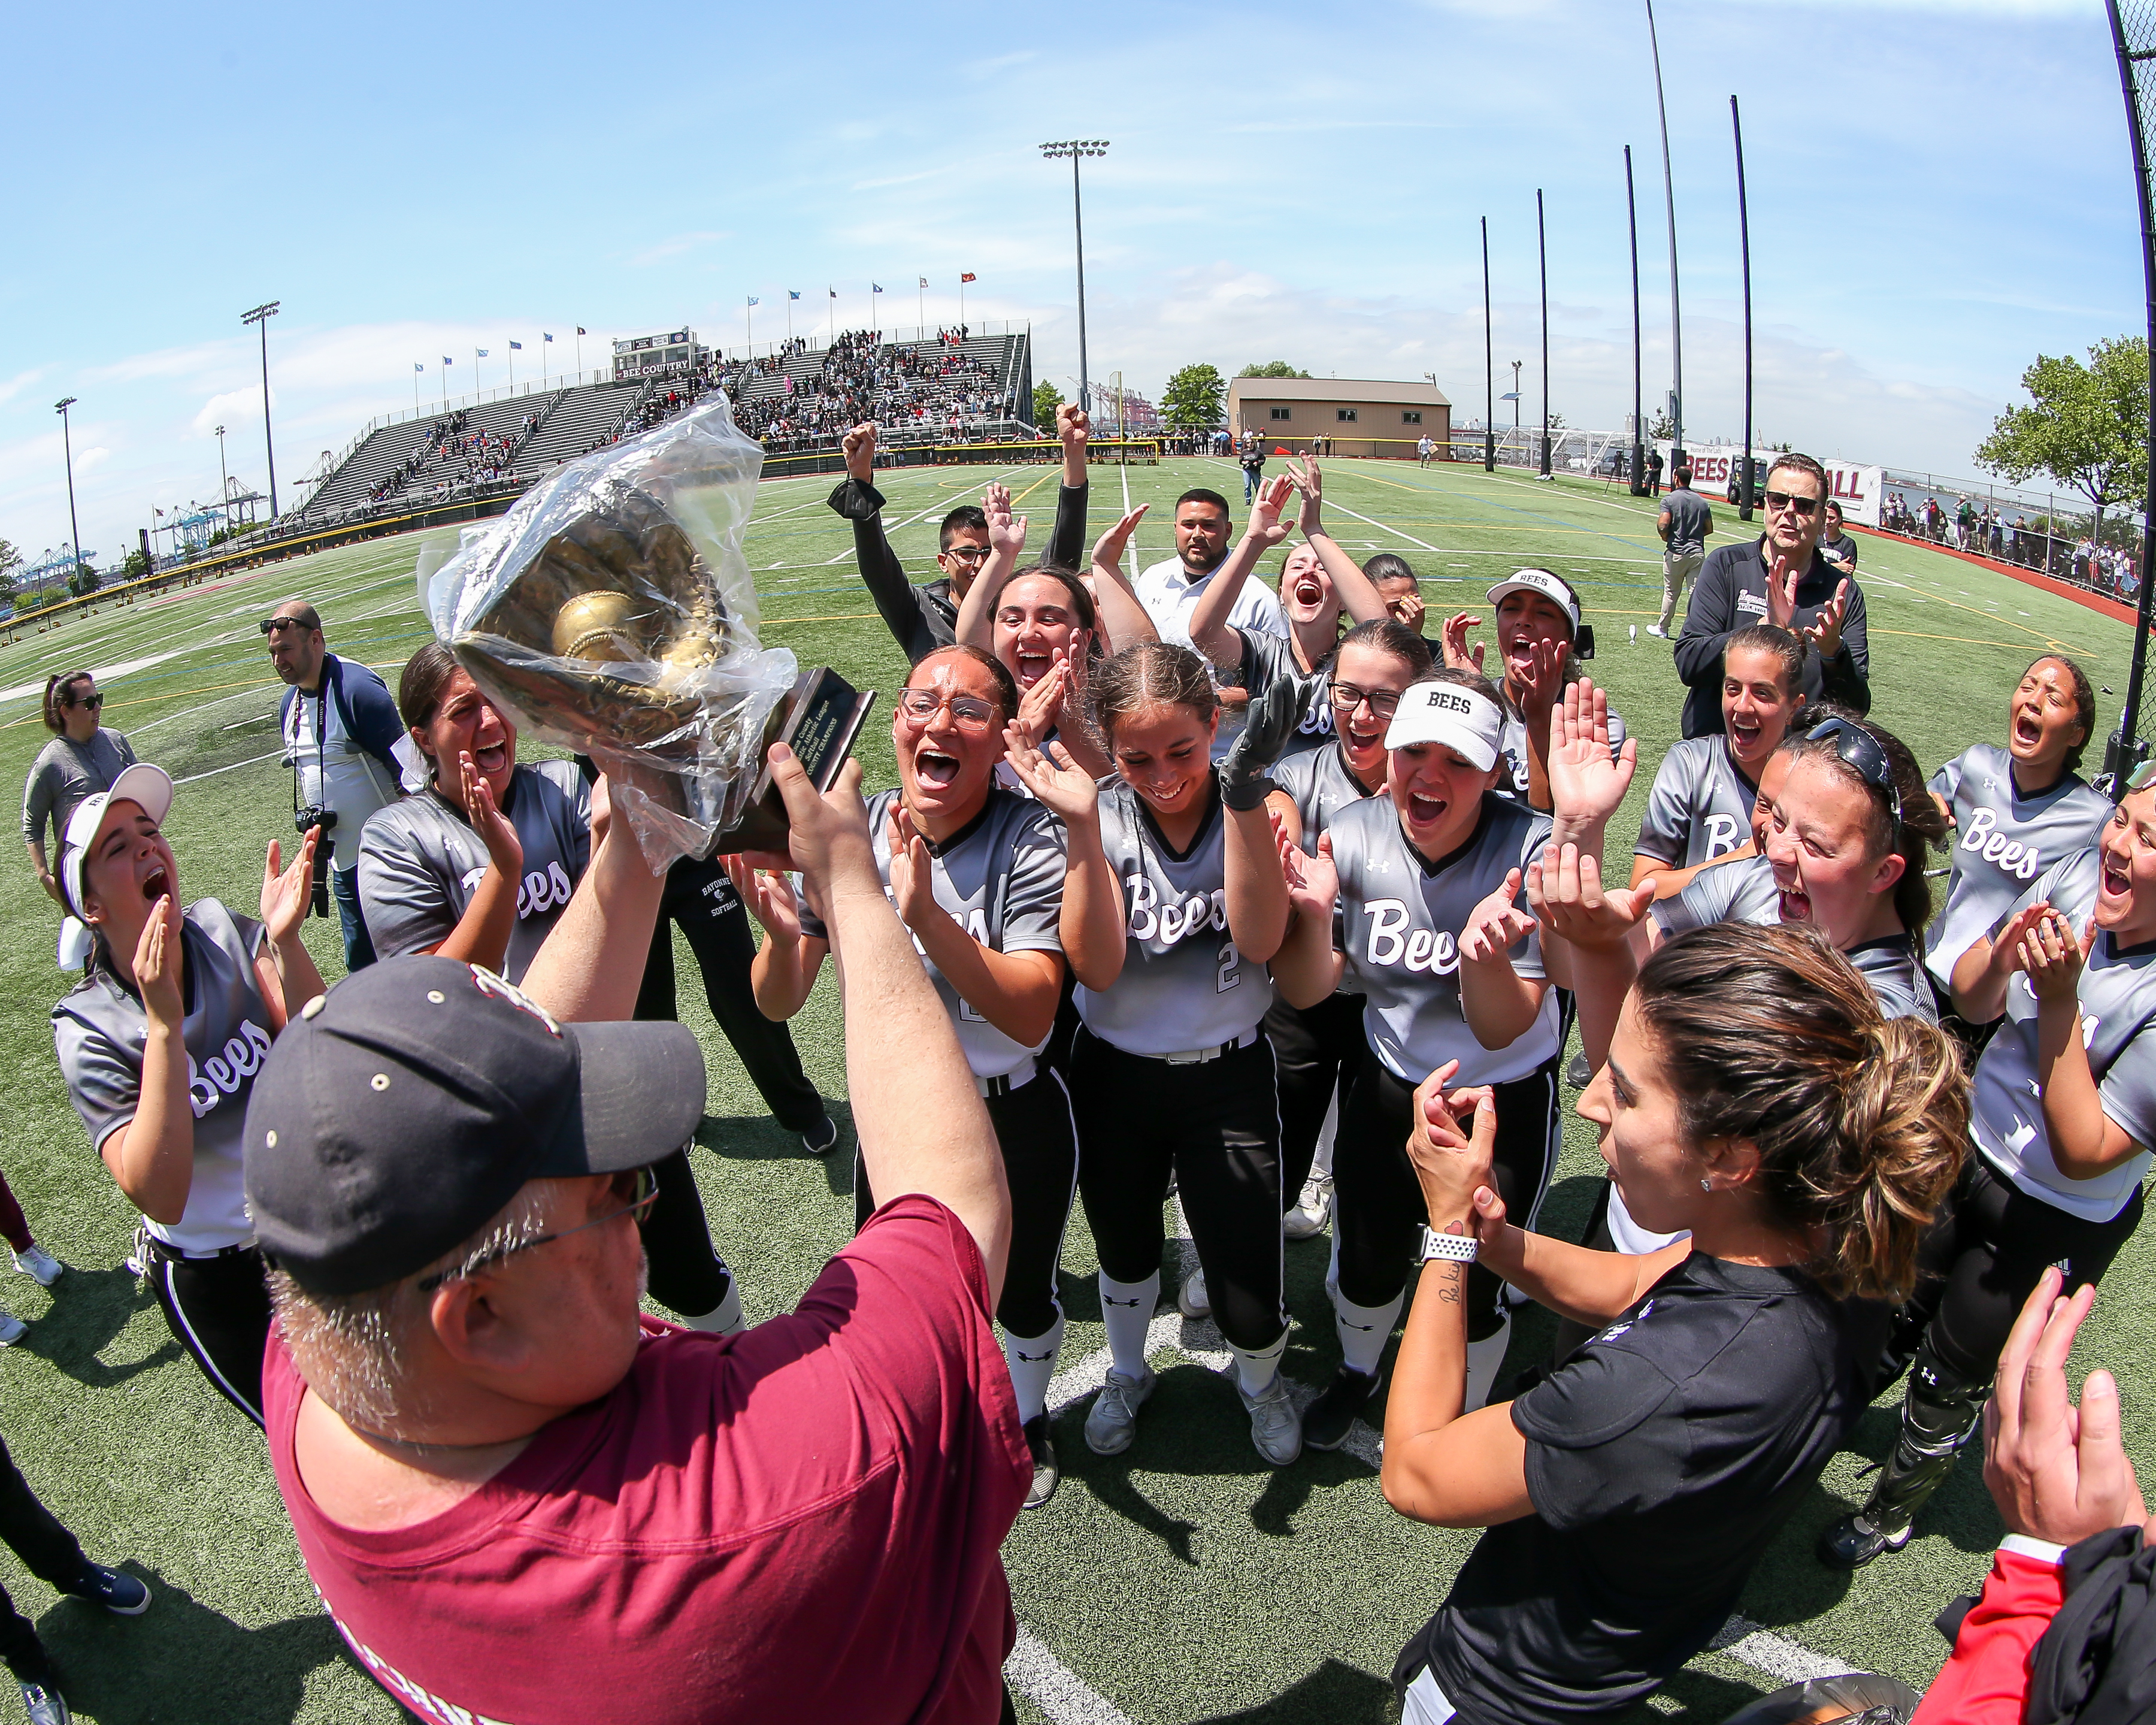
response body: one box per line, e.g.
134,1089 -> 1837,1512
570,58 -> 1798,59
1913,1539 -> 2067,1725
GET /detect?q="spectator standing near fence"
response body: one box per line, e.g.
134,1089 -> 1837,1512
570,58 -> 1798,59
23,671 -> 135,969
1645,446 -> 1664,497
1673,453 -> 1870,740
1649,464 -> 1713,640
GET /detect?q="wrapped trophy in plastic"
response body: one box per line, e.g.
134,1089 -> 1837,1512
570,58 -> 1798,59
419,397 -> 873,870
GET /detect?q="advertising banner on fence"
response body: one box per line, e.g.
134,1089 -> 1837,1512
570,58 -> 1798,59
1654,443 -> 1883,528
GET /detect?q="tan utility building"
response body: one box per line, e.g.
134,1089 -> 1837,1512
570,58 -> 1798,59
1226,376 -> 1452,459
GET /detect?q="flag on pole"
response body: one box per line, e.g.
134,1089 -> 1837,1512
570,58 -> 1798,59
577,326 -> 587,335
414,362 -> 423,372
919,276 -> 928,288
544,333 -> 554,343
961,273 -> 977,283
509,340 -> 523,350
443,356 -> 453,365
828,288 -> 837,299
477,348 -> 489,358
747,296 -> 759,307
873,283 -> 883,293
788,290 -> 801,301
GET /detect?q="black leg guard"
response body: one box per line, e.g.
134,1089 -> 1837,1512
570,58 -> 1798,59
1819,1341 -> 1988,1569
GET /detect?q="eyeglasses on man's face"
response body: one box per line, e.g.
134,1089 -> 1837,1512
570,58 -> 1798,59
940,544 -> 992,565
1763,489 -> 1821,519
415,1165 -> 659,1293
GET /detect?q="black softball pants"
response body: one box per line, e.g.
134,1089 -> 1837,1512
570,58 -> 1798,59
638,1144 -> 734,1321
1891,1153 -> 2143,1390
1265,991 -> 1364,1208
0,1435 -> 84,1687
146,1241 -> 271,1428
1070,1027 -> 1286,1355
853,1065 -> 1079,1339
637,857 -> 825,1134
1335,1049 -> 1561,1337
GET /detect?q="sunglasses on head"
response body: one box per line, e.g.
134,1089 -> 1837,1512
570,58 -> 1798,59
1806,718 -> 1903,824
1763,489 -> 1821,519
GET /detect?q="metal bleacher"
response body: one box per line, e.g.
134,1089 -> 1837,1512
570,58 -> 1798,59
300,417 -> 441,519
511,379 -> 649,477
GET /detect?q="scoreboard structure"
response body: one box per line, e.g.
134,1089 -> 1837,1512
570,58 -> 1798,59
612,328 -> 705,382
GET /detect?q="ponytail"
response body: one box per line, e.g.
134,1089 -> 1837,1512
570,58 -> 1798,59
43,671 -> 93,734
1633,923 -> 1967,1302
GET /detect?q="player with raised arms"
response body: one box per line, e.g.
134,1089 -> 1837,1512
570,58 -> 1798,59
729,643 -> 1100,1508
1041,641 -> 1300,1464
1267,668 -> 1622,1448
1923,653 -> 2107,1040
50,764 -> 323,1425
1380,922 -> 1964,1724
1819,762 -> 2156,1569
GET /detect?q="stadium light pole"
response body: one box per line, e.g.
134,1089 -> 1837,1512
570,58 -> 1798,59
214,424 -> 231,532
1481,216 -> 1495,471
1040,140 -> 1107,414
241,301 -> 280,522
1645,0 -> 1684,468
2104,0 -> 2156,779
1537,189 -> 1552,479
1733,95 -> 1757,521
1625,146 -> 1645,495
54,398 -> 83,582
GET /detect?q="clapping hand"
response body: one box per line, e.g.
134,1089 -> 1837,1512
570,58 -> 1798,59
983,482 -> 1027,559
1273,819 -> 1339,926
460,750 -> 523,874
1001,728 -> 1101,829
2015,906 -> 2094,1003
885,803 -> 938,932
1091,504 -> 1148,576
1525,841 -> 1657,954
260,827 -> 321,952
1984,1267 -> 2152,1546
135,888 -> 185,1027
1440,612 -> 1483,674
1547,677 -> 1636,829
1803,579 -> 1852,659
721,854 -> 806,945
1516,635 -> 1568,722
1459,869 -> 1536,965
1765,549 -> 1802,630
1286,455 -> 1324,536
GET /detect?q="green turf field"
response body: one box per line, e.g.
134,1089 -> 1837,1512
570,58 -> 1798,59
0,455 -> 2142,1724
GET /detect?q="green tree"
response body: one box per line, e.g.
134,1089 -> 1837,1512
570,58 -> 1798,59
0,540 -> 20,598
1162,363 -> 1227,431
1977,337 -> 2148,550
1646,410 -> 1675,441
1237,361 -> 1310,379
1031,381 -> 1064,428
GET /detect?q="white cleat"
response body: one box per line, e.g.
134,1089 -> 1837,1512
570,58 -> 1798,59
1236,1373 -> 1304,1466
1084,1366 -> 1157,1455
1177,1269 -> 1211,1320
1283,1175 -> 1332,1242
14,1249 -> 61,1289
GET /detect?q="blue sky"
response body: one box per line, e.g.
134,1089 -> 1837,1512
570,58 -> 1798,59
0,0 -> 2136,566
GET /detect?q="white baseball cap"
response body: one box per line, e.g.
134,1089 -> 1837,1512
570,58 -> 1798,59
1383,680 -> 1504,771
1485,568 -> 1580,634
59,763 -> 174,924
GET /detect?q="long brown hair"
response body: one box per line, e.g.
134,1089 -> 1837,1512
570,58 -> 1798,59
43,671 -> 94,733
1089,641 -> 1217,740
1632,922 -> 1967,1302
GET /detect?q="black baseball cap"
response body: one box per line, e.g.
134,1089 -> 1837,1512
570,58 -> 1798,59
244,956 -> 705,1296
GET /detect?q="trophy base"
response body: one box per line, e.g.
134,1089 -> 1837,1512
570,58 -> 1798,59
705,667 -> 876,856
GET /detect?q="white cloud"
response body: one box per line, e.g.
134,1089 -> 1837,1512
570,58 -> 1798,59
626,231 -> 731,268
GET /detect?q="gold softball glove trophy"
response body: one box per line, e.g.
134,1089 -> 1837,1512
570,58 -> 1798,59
420,397 -> 873,867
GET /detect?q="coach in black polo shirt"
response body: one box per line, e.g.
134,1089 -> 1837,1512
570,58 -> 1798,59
1672,452 -> 1870,740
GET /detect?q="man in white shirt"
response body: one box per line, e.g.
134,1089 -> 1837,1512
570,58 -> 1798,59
1132,488 -> 1290,647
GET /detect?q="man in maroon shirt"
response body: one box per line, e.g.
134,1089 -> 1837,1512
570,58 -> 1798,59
243,750 -> 1026,1725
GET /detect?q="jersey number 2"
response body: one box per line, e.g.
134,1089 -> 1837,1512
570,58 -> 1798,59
1217,940 -> 1241,994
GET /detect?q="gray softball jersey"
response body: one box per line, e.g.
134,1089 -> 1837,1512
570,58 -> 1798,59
1271,740 -> 1379,842
803,788 -> 1067,1081
1634,737 -> 1761,868
1236,628 -> 1334,762
52,900 -> 268,1254
1075,779 -> 1273,1056
357,759 -> 591,985
1976,847 -> 2156,1223
1327,793 -> 1559,1087
1925,745 -> 2111,988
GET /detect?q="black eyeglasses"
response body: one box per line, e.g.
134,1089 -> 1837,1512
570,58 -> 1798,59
940,545 -> 992,564
1763,489 -> 1821,519
259,616 -> 314,636
1806,718 -> 1903,824
1328,682 -> 1401,720
415,1166 -> 659,1293
67,692 -> 103,711
898,688 -> 998,731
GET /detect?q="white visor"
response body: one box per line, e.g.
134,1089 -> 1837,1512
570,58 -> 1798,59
1383,682 -> 1504,771
1485,568 -> 1580,634
59,762 -> 175,924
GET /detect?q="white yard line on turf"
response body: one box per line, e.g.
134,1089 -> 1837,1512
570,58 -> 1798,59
0,650 -> 181,705
173,748 -> 284,785
1007,1630 -> 1140,1725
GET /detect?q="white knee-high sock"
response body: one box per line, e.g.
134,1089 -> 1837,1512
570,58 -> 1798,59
681,1279 -> 745,1336
1004,1315 -> 1065,1423
1332,1289 -> 1404,1379
1312,1092 -> 1339,1179
1464,1312 -> 1512,1412
1098,1272 -> 1159,1378
1228,1330 -> 1288,1397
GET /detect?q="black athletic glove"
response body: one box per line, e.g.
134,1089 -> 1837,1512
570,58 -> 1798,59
825,476 -> 887,521
1219,671 -> 1310,810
